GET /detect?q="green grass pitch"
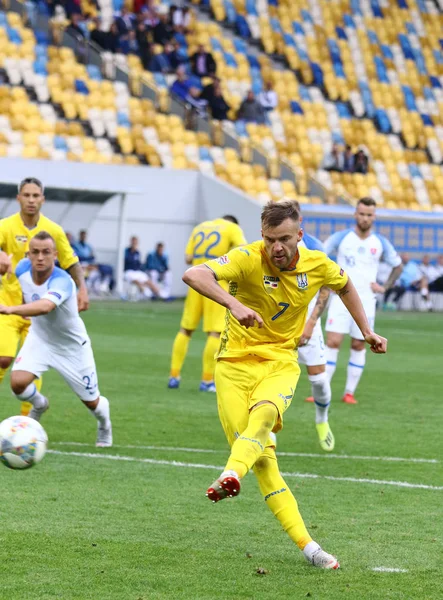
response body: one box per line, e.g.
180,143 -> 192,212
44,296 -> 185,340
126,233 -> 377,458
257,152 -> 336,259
0,301 -> 442,600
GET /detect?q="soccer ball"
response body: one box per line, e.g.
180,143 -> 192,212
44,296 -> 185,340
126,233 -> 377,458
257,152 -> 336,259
0,415 -> 48,470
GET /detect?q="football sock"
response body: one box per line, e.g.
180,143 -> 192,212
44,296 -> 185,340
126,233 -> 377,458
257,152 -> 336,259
0,367 -> 8,385
202,335 -> 220,383
225,403 -> 278,479
325,347 -> 339,382
253,447 -> 312,550
14,383 -> 46,408
345,349 -> 366,395
170,331 -> 191,378
21,376 -> 43,416
89,396 -> 111,427
309,372 -> 331,424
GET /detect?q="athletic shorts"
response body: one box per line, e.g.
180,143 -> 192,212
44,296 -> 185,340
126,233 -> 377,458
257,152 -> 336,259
298,319 -> 326,367
180,285 -> 227,333
12,334 -> 100,402
325,293 -> 376,341
214,357 -> 301,446
124,270 -> 149,285
0,313 -> 30,358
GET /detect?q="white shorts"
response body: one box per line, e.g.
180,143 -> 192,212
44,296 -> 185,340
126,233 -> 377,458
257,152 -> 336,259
124,270 -> 148,284
325,294 -> 376,341
298,320 -> 326,367
12,334 -> 100,402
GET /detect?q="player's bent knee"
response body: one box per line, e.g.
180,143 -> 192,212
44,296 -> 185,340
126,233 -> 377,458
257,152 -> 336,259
307,364 -> 326,376
180,328 -> 193,337
0,356 -> 13,370
10,371 -> 34,395
250,401 -> 278,431
82,397 -> 100,410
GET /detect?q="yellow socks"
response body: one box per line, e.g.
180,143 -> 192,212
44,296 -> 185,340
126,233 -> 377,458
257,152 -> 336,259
0,367 -> 7,385
253,448 -> 312,550
170,331 -> 191,378
202,335 -> 220,382
226,403 -> 278,479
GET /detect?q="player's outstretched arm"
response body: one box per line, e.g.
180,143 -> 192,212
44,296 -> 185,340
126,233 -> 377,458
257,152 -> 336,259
299,286 -> 330,347
336,279 -> 387,354
183,265 -> 263,329
67,263 -> 89,312
0,299 -> 56,317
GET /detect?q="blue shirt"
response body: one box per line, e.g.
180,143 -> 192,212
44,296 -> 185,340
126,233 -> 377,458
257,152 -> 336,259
72,241 -> 95,264
146,251 -> 168,273
399,261 -> 420,287
124,247 -> 143,271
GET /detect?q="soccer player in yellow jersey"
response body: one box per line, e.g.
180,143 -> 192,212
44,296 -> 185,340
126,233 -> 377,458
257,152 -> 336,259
183,200 -> 387,569
0,177 -> 89,414
168,215 -> 246,392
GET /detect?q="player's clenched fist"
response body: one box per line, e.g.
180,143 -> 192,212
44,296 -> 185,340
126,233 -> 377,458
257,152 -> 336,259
0,252 -> 13,277
230,302 -> 264,329
364,332 -> 387,354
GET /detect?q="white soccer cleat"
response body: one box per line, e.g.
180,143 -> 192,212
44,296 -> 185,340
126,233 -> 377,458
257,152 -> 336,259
96,422 -> 113,447
310,548 -> 340,569
28,397 -> 49,422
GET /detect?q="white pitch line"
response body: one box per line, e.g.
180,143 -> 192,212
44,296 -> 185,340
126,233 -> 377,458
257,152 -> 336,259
46,450 -> 443,491
372,567 -> 408,573
52,441 -> 439,464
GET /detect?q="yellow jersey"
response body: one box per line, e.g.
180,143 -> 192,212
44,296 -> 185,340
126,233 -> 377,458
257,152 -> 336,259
0,212 -> 78,306
185,218 -> 247,266
206,240 -> 348,362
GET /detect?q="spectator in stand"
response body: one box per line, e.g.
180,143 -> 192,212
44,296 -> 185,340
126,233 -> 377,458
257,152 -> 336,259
321,143 -> 344,172
72,230 -> 114,296
140,0 -> 159,27
383,253 -> 423,309
124,236 -> 160,300
430,255 -> 443,292
257,81 -> 278,112
66,13 -> 85,41
190,44 -> 216,78
150,42 -> 174,73
153,5 -> 174,45
343,145 -> 355,172
119,30 -> 140,55
200,74 -> 218,103
170,65 -> 192,101
208,81 -> 230,120
168,39 -> 186,70
115,5 -> 136,35
354,148 -> 369,174
186,87 -> 207,116
136,22 -> 152,69
146,242 -> 172,300
237,90 -> 266,124
170,5 -> 192,34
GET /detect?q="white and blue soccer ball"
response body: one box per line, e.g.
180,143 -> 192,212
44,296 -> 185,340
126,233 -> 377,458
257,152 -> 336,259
0,415 -> 48,470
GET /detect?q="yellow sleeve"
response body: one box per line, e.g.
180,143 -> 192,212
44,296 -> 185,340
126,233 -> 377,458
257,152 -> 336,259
53,225 -> 79,270
323,257 -> 348,291
205,246 -> 254,281
0,222 -> 5,250
185,228 -> 196,257
230,224 -> 247,248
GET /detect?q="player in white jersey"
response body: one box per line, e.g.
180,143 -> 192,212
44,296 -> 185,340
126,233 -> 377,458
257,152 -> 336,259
0,231 -> 112,447
297,232 -> 334,451
324,198 -> 403,404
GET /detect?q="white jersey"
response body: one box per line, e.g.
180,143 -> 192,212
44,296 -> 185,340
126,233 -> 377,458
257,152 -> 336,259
16,259 -> 89,353
324,229 -> 401,296
299,232 -> 325,317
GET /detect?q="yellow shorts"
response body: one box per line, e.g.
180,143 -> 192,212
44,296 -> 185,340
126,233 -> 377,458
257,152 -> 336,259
214,357 -> 301,447
180,286 -> 227,333
0,314 -> 30,358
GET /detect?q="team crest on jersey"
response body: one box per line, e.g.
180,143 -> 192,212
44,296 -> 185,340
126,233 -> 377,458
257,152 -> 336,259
217,255 -> 229,265
263,275 -> 279,292
15,235 -> 28,244
31,293 -> 40,301
296,273 -> 308,289
370,247 -> 377,255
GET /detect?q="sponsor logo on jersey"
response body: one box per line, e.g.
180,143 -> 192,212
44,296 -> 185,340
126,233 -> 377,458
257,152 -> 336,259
31,293 -> 40,301
263,275 -> 279,292
48,291 -> 62,300
358,246 -> 365,254
296,273 -> 308,289
217,255 -> 229,265
15,235 -> 28,244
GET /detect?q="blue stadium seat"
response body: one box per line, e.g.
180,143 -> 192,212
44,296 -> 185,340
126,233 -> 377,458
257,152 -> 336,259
199,147 -> 212,161
290,100 -> 304,114
298,85 -> 311,101
233,38 -> 247,54
283,33 -> 295,47
421,114 -> 433,126
211,37 -> 223,51
380,44 -> 393,60
402,85 -> 418,111
75,79 -> 89,94
251,80 -> 262,95
245,0 -> 258,16
224,0 -> 237,25
247,54 -> 260,69
235,120 -> 248,136
408,163 -> 421,178
35,30 -> 49,45
224,52 -> 237,67
87,65 -> 102,81
343,14 -> 356,27
292,22 -> 305,35
301,9 -> 314,24
374,57 -> 389,83
350,0 -> 362,16
54,136 -> 68,151
7,27 -> 22,44
0,11 -> 7,25
374,109 -> 392,133
311,62 -> 324,87
336,102 -> 351,118
117,112 -> 131,127
335,26 -> 347,40
371,0 -> 383,18
33,58 -> 48,75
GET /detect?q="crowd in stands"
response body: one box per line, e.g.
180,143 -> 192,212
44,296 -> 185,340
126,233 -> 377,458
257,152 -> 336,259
380,253 -> 443,311
322,143 -> 369,175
